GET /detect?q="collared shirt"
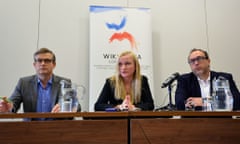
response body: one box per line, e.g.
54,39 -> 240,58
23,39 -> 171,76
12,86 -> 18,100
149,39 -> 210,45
36,78 -> 53,120
197,75 -> 210,98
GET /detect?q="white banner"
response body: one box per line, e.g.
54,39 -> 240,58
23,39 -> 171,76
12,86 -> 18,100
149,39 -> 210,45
89,5 -> 154,112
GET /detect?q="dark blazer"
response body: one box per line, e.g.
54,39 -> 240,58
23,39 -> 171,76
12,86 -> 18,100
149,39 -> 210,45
175,71 -> 240,110
9,74 -> 81,113
94,75 -> 154,111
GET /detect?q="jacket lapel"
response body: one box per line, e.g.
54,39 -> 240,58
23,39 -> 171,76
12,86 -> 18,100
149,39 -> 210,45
31,76 -> 38,112
51,75 -> 61,107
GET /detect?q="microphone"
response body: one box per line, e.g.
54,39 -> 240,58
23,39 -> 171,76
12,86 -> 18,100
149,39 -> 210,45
161,72 -> 180,88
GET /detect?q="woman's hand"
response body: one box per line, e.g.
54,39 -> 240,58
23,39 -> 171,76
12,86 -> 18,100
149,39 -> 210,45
118,95 -> 136,111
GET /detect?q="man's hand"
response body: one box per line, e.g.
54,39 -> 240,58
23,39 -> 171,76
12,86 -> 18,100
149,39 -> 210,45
185,97 -> 202,108
0,96 -> 13,113
51,104 -> 60,113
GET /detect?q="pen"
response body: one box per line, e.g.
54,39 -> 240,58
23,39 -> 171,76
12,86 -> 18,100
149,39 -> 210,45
0,96 -> 11,103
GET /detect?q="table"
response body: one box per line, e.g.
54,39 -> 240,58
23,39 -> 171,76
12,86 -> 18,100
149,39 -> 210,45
0,111 -> 240,144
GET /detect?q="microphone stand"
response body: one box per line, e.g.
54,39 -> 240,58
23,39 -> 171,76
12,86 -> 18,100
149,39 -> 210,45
166,84 -> 174,111
155,84 -> 176,111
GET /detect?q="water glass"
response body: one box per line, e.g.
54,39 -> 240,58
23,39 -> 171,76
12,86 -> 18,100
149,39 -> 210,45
202,96 -> 213,111
59,98 -> 73,112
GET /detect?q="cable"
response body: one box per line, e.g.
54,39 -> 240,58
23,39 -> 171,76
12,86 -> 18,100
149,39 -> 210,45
204,0 -> 210,51
36,0 -> 42,49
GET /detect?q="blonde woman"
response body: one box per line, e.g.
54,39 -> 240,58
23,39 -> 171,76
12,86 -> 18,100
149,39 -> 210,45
95,51 -> 154,111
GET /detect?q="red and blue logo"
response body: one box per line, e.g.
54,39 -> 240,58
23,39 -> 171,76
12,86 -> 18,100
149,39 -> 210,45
106,16 -> 137,50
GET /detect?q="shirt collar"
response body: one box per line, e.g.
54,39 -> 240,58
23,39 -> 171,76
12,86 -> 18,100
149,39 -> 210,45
37,77 -> 53,86
197,72 -> 210,82
197,75 -> 210,82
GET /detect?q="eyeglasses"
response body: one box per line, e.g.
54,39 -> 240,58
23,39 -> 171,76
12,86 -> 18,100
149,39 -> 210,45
188,56 -> 207,65
35,58 -> 53,64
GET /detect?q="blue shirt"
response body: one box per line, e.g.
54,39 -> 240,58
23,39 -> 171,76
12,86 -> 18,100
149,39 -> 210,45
36,78 -> 53,120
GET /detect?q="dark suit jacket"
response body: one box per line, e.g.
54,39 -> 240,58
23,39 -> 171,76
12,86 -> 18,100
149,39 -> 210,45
9,74 -> 81,114
94,75 -> 154,111
175,71 -> 240,110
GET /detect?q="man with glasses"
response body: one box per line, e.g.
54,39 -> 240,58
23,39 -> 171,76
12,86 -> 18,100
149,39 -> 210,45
175,48 -> 240,110
0,48 -> 80,120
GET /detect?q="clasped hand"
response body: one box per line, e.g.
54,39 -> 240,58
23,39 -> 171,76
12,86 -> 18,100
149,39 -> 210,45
117,95 -> 136,111
185,97 -> 202,109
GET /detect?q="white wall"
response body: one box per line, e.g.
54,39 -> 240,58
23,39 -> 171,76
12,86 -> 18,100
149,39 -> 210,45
0,0 -> 39,96
1,0 -> 240,111
206,0 -> 240,81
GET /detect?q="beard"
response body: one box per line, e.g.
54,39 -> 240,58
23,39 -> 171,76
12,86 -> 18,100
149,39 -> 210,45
194,69 -> 204,76
193,67 -> 210,78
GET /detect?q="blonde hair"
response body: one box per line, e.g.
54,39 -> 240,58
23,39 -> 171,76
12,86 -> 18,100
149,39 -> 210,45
110,51 -> 142,103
